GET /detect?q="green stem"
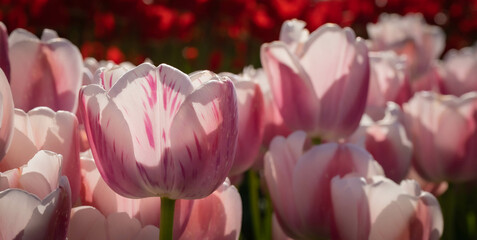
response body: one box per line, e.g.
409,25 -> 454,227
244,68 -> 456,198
311,137 -> 322,145
159,197 -> 176,240
248,170 -> 261,240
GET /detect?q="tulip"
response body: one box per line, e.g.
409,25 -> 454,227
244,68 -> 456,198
264,131 -> 384,239
0,150 -> 62,200
367,13 -> 445,80
68,206 -> 159,240
178,179 -> 242,240
441,46 -> 477,96
8,28 -> 83,112
0,107 -> 81,202
348,102 -> 412,182
261,19 -> 369,140
0,176 -> 71,239
0,68 -> 14,160
366,51 -> 411,120
81,62 -> 238,199
218,71 -> 265,176
403,91 -> 477,182
81,63 -> 238,239
331,175 -> 443,240
240,66 -> 291,146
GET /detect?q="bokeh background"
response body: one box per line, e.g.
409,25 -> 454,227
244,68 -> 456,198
2,0 -> 477,74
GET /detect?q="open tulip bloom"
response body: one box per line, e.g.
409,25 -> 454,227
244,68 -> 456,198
80,62 -> 238,239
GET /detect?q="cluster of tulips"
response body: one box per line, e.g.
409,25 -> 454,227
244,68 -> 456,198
1,11 -> 476,240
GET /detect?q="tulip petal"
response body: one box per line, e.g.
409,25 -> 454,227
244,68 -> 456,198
0,188 -> 39,239
264,131 -> 307,238
0,68 -> 14,160
81,84 -> 149,197
19,150 -> 62,199
168,77 -> 238,199
68,206 -> 109,240
106,212 -> 142,240
331,176 -> 370,240
300,24 -> 369,139
9,30 -> 83,112
292,143 -> 383,237
179,180 -> 242,240
94,65 -> 129,91
261,42 -> 319,131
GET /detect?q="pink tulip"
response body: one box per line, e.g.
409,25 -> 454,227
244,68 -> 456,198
78,62 -> 132,151
366,51 -> 411,120
241,66 -> 291,146
218,71 -> 265,176
367,13 -> 445,80
261,19 -> 369,140
68,206 -> 159,240
403,91 -> 477,182
331,175 -> 443,240
178,179 -> 242,240
0,176 -> 71,240
348,102 -> 412,182
81,63 -> 238,199
8,28 -> 83,112
264,131 -> 384,239
0,150 -> 62,200
0,68 -> 14,160
94,64 -> 131,91
80,150 -> 242,240
80,150 -> 193,236
0,107 -> 81,202
0,22 -> 9,81
441,46 -> 477,96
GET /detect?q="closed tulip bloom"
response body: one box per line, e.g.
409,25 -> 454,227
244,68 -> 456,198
403,91 -> 477,182
0,107 -> 80,202
366,51 -> 411,120
264,131 -> 384,239
68,206 -> 159,240
0,176 -> 71,240
80,63 -> 238,199
367,13 -> 445,79
261,20 -> 369,140
331,175 -> 443,240
218,71 -> 265,176
442,46 -> 477,96
348,102 -> 412,182
8,28 -> 83,112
